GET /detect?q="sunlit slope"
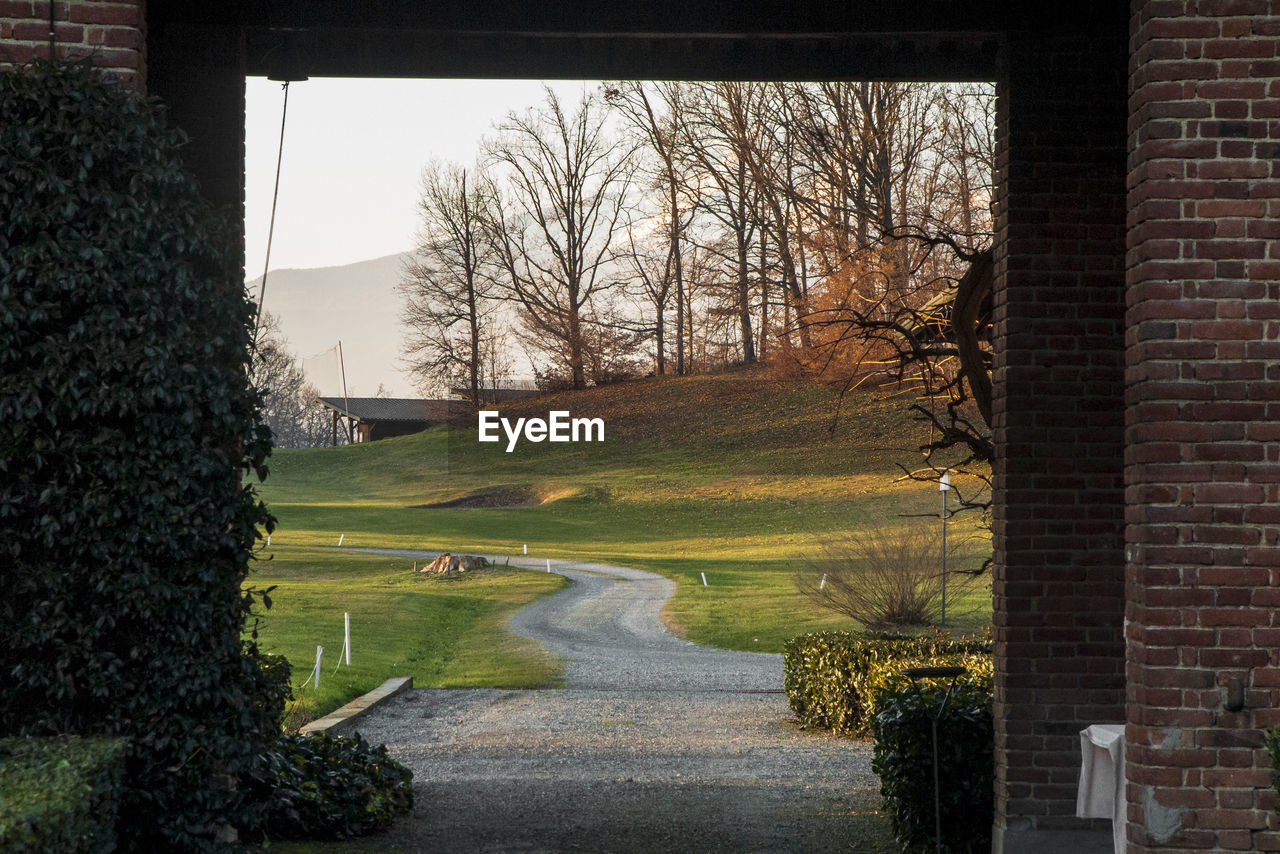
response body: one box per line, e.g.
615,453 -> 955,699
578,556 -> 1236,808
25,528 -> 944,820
257,370 -> 992,648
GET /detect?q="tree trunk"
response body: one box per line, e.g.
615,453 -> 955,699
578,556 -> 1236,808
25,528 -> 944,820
655,307 -> 666,375
738,234 -> 755,364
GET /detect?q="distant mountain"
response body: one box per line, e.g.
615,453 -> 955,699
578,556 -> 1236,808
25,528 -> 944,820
247,253 -> 416,397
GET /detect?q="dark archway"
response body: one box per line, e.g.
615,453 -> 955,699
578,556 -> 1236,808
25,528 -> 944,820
144,4 -> 1129,851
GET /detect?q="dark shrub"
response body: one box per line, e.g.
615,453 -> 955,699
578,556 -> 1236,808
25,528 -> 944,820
244,732 -> 415,841
0,736 -> 127,853
869,659 -> 993,853
0,61 -> 275,850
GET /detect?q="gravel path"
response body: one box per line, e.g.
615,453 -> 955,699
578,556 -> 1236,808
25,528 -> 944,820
339,552 -> 885,853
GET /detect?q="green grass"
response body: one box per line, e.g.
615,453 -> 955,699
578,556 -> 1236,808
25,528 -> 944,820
247,372 -> 974,851
248,371 -> 993,717
249,546 -> 566,724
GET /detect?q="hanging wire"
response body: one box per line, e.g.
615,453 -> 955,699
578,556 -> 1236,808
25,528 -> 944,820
251,80 -> 292,348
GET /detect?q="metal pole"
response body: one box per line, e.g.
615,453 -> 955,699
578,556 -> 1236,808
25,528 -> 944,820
932,714 -> 942,854
251,81 -> 291,348
903,665 -> 966,854
941,483 -> 947,626
338,340 -> 354,443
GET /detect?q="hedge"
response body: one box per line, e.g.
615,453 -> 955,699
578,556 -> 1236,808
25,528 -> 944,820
0,736 -> 128,853
1267,726 -> 1280,813
0,61 -> 277,850
782,630 -> 991,736
869,656 -> 994,853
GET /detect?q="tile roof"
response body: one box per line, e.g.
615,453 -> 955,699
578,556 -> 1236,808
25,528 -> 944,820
316,397 -> 460,423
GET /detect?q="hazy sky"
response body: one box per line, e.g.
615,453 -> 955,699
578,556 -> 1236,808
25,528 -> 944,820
244,77 -> 601,277
243,77 -> 602,395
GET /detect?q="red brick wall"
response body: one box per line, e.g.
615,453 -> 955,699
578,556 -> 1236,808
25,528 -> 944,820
0,1 -> 145,87
991,13 -> 1131,850
1126,1 -> 1280,851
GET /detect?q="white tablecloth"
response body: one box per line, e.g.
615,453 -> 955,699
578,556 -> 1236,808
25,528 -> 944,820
1077,723 -> 1126,854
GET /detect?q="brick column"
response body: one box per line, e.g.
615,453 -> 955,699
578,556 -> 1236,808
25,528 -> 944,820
991,13 -> 1131,853
1126,2 -> 1280,851
0,1 -> 146,88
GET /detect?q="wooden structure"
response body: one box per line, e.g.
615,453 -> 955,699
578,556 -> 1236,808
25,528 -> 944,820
317,397 -> 459,443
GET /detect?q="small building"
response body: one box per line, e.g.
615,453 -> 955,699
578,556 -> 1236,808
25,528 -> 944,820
317,397 -> 460,443
450,386 -> 542,405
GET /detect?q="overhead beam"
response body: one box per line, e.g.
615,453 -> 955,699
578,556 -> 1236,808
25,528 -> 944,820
240,28 -> 1002,82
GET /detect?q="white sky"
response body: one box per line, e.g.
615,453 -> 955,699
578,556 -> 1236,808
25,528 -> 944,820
243,77 -> 605,395
244,77 -> 602,275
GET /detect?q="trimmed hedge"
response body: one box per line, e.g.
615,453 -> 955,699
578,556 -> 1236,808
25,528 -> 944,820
244,732 -> 415,841
0,736 -> 128,853
783,630 -> 991,736
869,656 -> 994,853
0,61 -> 277,850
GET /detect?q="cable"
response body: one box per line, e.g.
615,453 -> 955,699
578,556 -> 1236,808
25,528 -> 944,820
252,80 -> 292,348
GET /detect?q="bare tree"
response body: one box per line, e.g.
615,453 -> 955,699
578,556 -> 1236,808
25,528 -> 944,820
620,211 -> 674,374
482,88 -> 635,389
399,160 -> 500,406
250,311 -> 330,448
676,82 -> 767,365
781,82 -> 996,508
605,81 -> 697,375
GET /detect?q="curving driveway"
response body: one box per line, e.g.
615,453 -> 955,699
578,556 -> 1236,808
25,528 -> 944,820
339,552 -> 886,853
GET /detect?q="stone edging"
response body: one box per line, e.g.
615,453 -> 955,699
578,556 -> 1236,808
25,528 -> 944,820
300,677 -> 414,736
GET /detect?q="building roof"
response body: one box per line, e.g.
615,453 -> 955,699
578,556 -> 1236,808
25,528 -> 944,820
451,387 -> 542,403
316,397 -> 460,423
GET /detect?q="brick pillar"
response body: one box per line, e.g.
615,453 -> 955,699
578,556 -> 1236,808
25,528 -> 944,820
1126,2 -> 1280,851
0,0 -> 146,88
991,13 -> 1131,853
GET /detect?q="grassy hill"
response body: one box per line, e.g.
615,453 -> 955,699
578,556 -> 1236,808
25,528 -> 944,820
250,369 -> 992,719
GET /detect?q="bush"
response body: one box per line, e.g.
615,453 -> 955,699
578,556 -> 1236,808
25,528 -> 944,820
0,61 -> 276,850
0,736 -> 128,853
252,652 -> 294,736
796,525 -> 972,630
1267,726 -> 1280,811
783,630 -> 991,736
244,733 -> 414,841
869,658 -> 994,854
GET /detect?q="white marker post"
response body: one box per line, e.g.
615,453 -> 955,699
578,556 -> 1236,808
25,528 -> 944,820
524,544 -> 528,555
820,573 -> 827,590
701,572 -> 708,586
314,645 -> 323,689
344,613 -> 351,666
338,533 -> 345,546
547,559 -> 552,573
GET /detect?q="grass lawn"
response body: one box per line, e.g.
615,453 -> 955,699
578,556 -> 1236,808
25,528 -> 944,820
248,371 -> 993,718
249,546 -> 566,725
246,373 -> 976,853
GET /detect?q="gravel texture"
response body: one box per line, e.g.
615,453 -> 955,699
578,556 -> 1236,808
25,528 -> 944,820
338,552 -> 884,853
